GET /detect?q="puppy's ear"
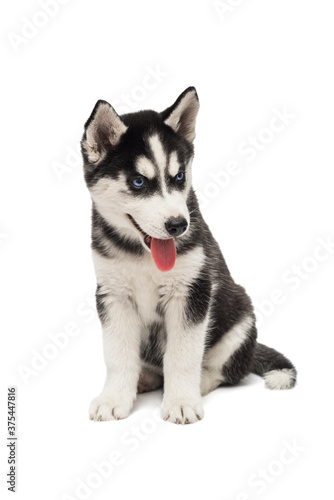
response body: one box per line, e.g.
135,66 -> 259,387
81,100 -> 127,165
161,87 -> 199,143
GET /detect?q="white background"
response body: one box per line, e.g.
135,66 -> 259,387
1,1 -> 334,499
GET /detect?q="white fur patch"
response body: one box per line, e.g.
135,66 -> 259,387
157,245 -> 206,303
168,151 -> 180,177
135,156 -> 156,179
148,134 -> 167,173
90,175 -> 136,239
263,368 -> 296,390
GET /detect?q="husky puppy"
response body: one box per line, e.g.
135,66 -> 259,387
81,87 -> 296,425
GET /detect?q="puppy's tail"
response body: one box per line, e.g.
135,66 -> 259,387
251,342 -> 297,390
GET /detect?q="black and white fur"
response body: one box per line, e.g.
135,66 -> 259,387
81,87 -> 297,425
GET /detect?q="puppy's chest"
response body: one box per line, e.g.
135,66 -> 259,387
100,255 -> 193,321
131,274 -> 162,325
94,245 -> 206,330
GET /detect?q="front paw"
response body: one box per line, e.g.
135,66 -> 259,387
161,398 -> 204,425
89,393 -> 134,421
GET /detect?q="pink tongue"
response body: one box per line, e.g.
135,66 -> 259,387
151,238 -> 176,272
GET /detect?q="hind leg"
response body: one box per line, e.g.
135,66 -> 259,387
201,366 -> 225,396
201,316 -> 256,396
137,365 -> 163,393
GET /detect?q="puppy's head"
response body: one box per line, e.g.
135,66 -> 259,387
81,87 -> 199,271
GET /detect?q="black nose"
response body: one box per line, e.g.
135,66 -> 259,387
165,217 -> 188,237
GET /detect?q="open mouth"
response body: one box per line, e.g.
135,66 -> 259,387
126,214 -> 176,272
127,214 -> 152,249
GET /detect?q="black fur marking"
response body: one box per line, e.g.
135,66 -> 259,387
252,343 -> 297,380
91,232 -> 112,258
185,271 -> 211,325
177,189 -> 255,338
92,205 -> 143,256
128,295 -> 139,313
140,322 -> 166,368
95,285 -> 108,324
165,171 -> 187,194
127,172 -> 162,198
156,302 -> 165,318
206,284 -> 254,350
96,287 -> 138,325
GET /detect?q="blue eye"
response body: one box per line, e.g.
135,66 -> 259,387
132,177 -> 145,188
176,172 -> 184,182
